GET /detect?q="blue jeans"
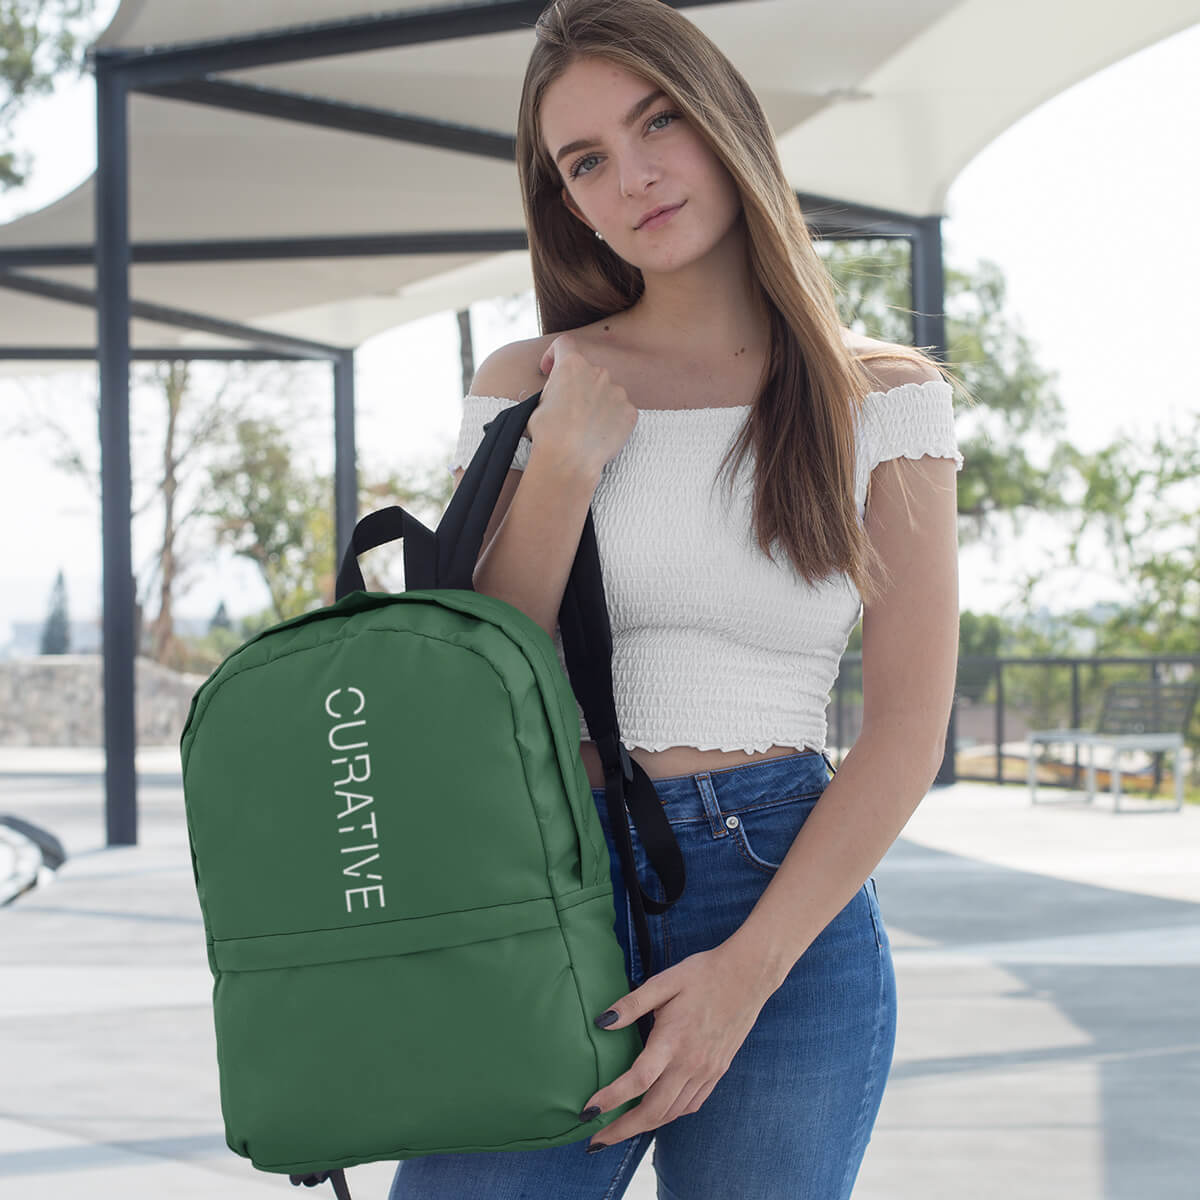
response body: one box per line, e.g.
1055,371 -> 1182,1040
388,748 -> 896,1199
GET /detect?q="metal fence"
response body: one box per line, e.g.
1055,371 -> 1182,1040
828,654 -> 1200,794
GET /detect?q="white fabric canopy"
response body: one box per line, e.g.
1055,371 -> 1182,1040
0,0 -> 1195,373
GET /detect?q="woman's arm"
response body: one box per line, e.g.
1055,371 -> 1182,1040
722,439 -> 961,995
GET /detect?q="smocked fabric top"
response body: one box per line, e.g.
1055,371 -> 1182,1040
447,379 -> 963,754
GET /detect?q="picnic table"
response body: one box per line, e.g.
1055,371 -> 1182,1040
1027,680 -> 1197,813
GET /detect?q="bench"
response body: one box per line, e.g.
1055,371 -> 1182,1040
1026,680 -> 1197,813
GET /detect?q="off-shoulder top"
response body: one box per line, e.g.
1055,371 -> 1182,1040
446,379 -> 963,754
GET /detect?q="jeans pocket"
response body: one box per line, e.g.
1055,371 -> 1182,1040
725,794 -> 821,874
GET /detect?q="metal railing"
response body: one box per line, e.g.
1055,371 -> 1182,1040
828,654 -> 1200,793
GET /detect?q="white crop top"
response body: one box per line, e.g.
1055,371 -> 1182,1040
447,378 -> 963,754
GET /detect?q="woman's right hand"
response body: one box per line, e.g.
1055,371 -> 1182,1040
527,333 -> 639,475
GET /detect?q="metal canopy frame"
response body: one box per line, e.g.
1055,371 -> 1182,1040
1,0 -> 946,845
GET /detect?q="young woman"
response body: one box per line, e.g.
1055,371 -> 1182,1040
390,1 -> 965,1196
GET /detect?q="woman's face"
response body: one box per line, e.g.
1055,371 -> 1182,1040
540,56 -> 743,268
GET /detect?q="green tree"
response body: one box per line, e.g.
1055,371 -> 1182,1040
1062,410 -> 1200,656
0,0 -> 101,191
205,416 -> 331,623
203,414 -> 457,630
208,600 -> 232,633
9,357 -> 322,668
956,610 -> 1009,702
39,566 -> 70,653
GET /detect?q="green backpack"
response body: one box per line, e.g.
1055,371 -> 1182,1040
179,392 -> 686,1199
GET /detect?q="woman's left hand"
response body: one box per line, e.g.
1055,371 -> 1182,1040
579,941 -> 777,1150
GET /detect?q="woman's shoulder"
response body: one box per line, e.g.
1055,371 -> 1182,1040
845,331 -> 944,395
467,334 -> 555,405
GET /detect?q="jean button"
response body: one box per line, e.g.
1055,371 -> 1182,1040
725,815 -> 739,829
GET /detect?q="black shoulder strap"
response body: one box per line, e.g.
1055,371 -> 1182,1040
556,505 -> 686,1048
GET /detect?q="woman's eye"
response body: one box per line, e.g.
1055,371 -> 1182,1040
568,153 -> 599,180
568,110 -> 679,180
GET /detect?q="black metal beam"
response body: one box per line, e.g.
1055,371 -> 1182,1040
95,60 -> 135,848
912,214 -> 947,357
93,0 -> 737,88
0,230 -> 530,268
0,270 -> 344,359
141,78 -> 516,158
333,351 -> 357,564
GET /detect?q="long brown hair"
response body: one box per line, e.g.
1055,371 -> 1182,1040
516,0 -> 966,606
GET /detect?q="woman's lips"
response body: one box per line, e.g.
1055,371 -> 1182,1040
638,202 -> 684,230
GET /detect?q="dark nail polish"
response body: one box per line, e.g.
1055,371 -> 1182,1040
586,1143 -> 608,1154
580,1105 -> 601,1121
594,1009 -> 619,1028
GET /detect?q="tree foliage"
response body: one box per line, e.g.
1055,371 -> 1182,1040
1063,410 -> 1199,655
203,412 -> 456,637
204,415 -> 335,624
7,357 -> 322,667
0,0 -> 100,191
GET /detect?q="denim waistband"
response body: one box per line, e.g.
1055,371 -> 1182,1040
590,747 -> 835,826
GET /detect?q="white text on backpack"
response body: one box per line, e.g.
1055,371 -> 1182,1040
326,686 -> 386,913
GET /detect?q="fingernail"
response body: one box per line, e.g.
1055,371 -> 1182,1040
594,1010 -> 619,1028
580,1105 -> 601,1121
586,1143 -> 608,1154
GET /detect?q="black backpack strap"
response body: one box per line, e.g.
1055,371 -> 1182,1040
558,507 -> 687,919
556,517 -> 687,1052
289,1168 -> 351,1199
435,394 -> 544,590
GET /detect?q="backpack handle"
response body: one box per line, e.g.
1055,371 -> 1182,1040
333,391 -> 540,600
333,505 -> 437,600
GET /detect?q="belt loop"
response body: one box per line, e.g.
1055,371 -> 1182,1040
693,772 -> 728,838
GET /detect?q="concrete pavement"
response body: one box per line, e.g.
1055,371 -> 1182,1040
1,745 -> 1197,1199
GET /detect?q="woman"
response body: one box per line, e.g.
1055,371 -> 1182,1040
390,0 -> 966,1196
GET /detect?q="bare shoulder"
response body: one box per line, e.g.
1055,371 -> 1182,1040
470,322 -> 610,402
864,356 -> 944,392
849,331 -> 943,393
468,334 -> 554,404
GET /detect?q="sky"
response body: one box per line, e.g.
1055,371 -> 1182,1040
0,15 -> 1197,646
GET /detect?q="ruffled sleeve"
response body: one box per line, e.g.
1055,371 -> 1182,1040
446,394 -> 532,476
862,379 -> 963,474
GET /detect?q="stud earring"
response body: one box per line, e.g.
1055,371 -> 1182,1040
595,230 -> 604,241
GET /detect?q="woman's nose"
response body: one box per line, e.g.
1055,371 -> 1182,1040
619,155 -> 659,198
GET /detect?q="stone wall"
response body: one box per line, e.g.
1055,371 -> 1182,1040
0,655 -> 210,747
